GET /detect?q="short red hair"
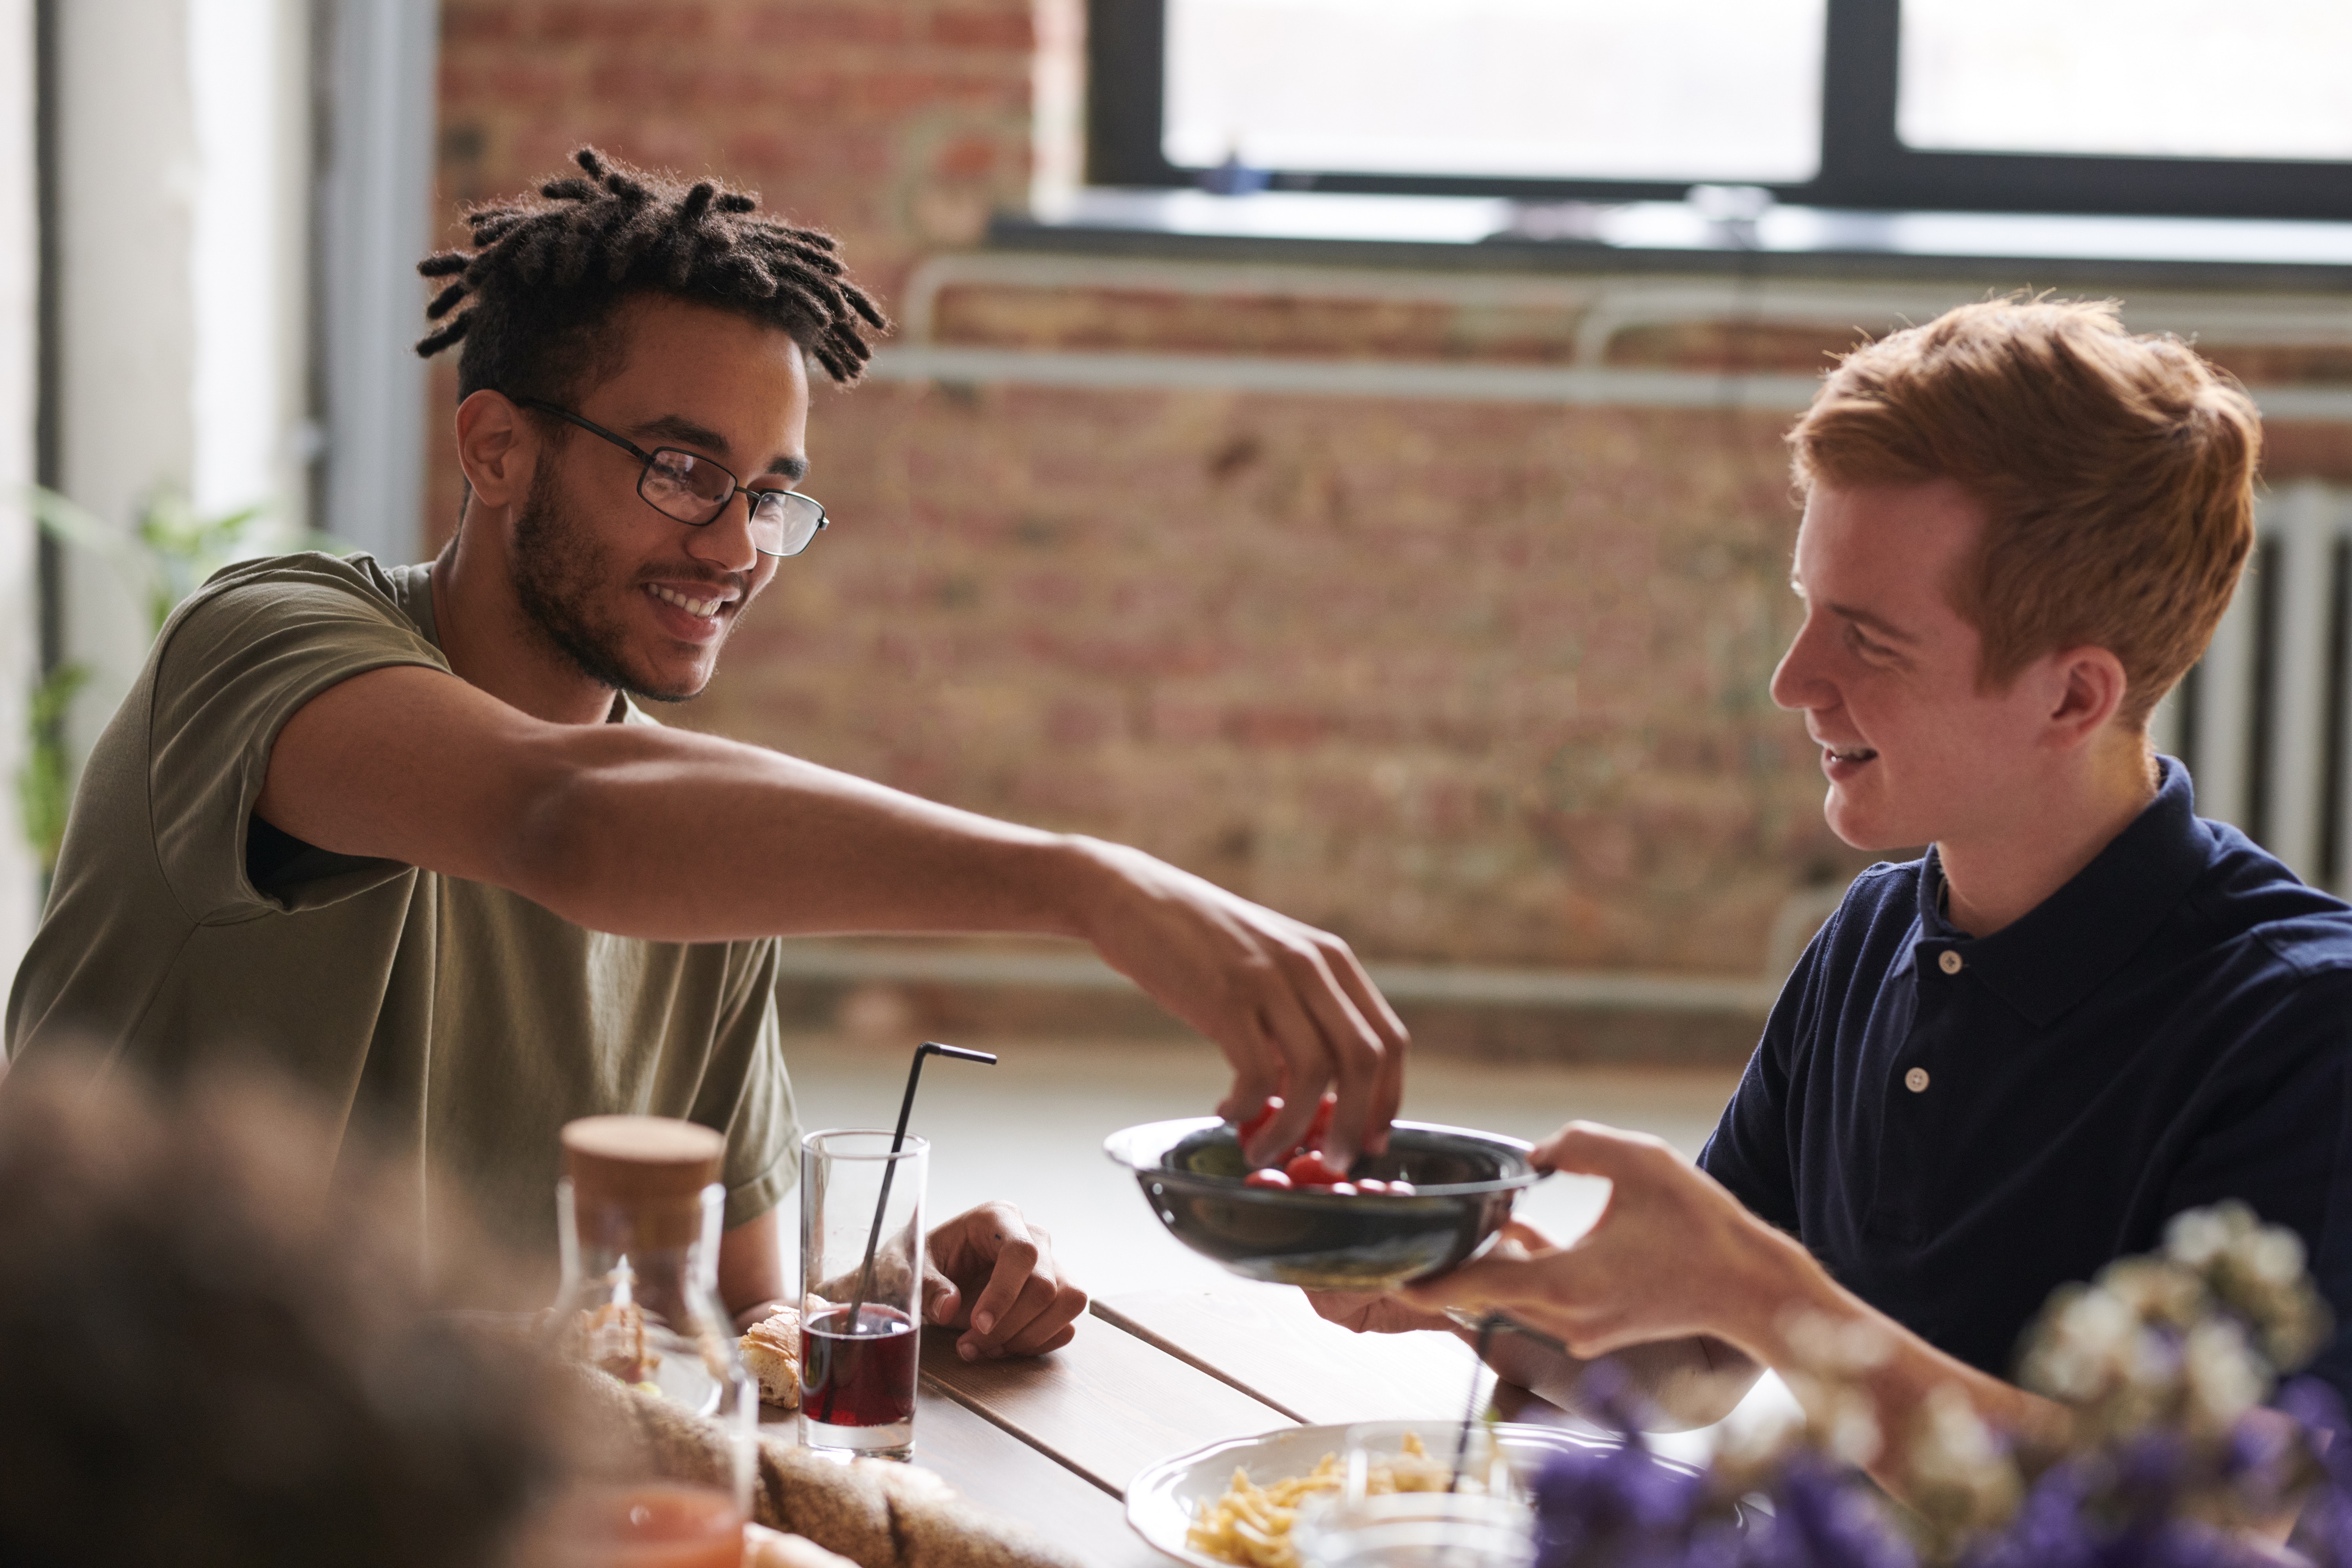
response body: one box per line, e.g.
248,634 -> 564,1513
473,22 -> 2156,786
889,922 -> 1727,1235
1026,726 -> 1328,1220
1788,298 -> 2261,728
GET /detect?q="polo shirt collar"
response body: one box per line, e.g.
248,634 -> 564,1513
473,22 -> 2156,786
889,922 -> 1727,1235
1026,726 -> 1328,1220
1913,757 -> 2208,1028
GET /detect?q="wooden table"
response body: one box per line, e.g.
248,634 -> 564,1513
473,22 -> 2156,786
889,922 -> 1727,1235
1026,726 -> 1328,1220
760,1286 -> 1567,1566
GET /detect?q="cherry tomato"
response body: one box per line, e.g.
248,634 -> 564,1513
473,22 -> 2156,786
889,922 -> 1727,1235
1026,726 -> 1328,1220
1323,1181 -> 1358,1197
1243,1167 -> 1294,1190
1236,1096 -> 1286,1149
1284,1151 -> 1351,1188
1387,1180 -> 1417,1197
1353,1178 -> 1390,1195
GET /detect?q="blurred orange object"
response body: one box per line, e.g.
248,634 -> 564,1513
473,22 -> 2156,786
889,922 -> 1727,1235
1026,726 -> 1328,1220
558,1483 -> 745,1568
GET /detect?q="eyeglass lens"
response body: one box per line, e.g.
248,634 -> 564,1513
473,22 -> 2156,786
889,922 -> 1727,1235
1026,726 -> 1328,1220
641,448 -> 824,557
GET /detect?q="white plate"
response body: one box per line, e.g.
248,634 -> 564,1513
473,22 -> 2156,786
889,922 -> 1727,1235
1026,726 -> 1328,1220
1125,1420 -> 1623,1568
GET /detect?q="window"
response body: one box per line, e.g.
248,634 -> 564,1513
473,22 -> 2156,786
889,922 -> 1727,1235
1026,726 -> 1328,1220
1897,0 -> 2352,163
1163,0 -> 1826,186
1089,0 -> 2352,219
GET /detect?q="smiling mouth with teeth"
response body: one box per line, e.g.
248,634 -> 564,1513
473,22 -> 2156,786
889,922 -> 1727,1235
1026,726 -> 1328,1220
1826,745 -> 1878,763
649,583 -> 726,619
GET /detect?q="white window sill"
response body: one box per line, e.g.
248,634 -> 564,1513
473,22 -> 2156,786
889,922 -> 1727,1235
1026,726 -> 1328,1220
1001,187 -> 2352,282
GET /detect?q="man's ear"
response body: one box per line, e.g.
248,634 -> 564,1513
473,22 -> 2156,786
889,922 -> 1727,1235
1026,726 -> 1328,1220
453,390 -> 535,512
2044,646 -> 2130,750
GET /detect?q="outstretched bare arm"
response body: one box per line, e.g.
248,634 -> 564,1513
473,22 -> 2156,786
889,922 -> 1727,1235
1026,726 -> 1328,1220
260,664 -> 1407,1163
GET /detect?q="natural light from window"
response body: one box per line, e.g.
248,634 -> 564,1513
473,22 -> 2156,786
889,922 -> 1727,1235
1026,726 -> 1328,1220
1163,0 -> 1827,184
1900,0 -> 2352,162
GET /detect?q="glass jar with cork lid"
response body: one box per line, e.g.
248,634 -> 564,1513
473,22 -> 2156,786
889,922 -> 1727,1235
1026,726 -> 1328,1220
546,1114 -> 755,1566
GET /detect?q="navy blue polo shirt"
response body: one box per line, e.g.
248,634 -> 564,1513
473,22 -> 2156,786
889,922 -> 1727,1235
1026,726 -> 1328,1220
1700,758 -> 2352,1401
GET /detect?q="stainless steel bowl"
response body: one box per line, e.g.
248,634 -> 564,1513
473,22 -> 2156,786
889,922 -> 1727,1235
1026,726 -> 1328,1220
1104,1117 -> 1545,1291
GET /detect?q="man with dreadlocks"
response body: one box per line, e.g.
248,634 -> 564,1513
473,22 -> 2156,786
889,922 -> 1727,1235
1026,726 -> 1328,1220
5,151 -> 1407,1354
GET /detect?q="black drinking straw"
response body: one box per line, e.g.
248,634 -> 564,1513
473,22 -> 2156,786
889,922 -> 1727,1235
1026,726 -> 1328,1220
847,1041 -> 997,1331
1449,1314 -> 1502,1494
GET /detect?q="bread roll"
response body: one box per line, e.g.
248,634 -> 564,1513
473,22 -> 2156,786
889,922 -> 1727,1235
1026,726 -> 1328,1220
740,1307 -> 803,1410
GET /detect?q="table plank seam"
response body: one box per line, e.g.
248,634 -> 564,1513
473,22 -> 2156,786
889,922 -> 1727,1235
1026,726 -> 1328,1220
1087,1300 -> 1315,1425
916,1369 -> 1127,1499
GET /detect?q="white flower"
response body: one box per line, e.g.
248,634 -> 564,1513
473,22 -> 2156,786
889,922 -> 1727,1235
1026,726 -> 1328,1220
2182,1319 -> 2265,1432
1825,1392 -> 1883,1469
2238,1227 -> 2306,1289
2167,1201 -> 2259,1270
2023,1285 -> 2142,1403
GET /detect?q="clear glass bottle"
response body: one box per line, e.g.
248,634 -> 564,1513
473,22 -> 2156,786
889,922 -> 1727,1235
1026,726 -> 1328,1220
546,1115 -> 755,1564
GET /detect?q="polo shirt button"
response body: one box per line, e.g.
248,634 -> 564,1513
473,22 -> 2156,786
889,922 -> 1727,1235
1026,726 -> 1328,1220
1905,1067 -> 1931,1093
1938,949 -> 1964,975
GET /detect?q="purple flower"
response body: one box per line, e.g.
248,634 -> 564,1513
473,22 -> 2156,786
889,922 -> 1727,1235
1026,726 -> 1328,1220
1962,1457 -> 2278,1568
2281,1379 -> 2352,1488
1531,1442 -> 1706,1568
1744,1455 -> 1918,1568
2282,1381 -> 2352,1568
1960,1463 -> 2099,1568
2112,1431 -> 2195,1520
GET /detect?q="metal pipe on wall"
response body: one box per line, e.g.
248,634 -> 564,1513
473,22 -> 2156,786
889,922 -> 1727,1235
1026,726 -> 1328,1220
313,0 -> 438,566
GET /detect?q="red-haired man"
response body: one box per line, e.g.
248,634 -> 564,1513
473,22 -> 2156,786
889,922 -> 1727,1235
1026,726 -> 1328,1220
1330,299 -> 2352,1495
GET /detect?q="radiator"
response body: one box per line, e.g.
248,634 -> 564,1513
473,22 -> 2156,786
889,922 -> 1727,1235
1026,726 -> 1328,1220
2153,481 -> 2352,893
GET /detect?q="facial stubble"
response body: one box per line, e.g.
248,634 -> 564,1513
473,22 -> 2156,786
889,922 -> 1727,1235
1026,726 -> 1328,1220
510,463 -> 708,705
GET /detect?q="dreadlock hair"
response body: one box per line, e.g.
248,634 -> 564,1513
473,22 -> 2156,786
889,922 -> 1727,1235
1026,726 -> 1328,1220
414,147 -> 887,405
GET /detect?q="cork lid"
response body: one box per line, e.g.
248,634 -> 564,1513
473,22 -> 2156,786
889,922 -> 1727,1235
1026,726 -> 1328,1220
561,1115 -> 725,1214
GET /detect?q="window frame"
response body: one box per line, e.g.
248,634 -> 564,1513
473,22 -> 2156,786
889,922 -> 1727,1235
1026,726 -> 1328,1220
1087,0 -> 2352,221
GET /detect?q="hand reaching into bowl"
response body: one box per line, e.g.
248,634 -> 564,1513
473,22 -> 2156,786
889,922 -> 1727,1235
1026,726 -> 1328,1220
1064,837 -> 1408,1169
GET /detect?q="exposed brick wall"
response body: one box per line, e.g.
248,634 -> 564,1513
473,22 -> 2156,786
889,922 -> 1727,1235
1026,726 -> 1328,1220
431,0 -> 1040,541
429,0 -> 2352,988
697,381 -> 1843,970
436,0 -> 1034,282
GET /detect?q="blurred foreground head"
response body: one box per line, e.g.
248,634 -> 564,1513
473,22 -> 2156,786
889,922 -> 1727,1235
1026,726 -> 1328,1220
0,1060 -> 567,1568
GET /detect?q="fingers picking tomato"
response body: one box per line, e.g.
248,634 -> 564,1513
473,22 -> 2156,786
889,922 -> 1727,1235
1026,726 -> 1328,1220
1283,1151 -> 1351,1187
1236,1096 -> 1285,1147
1306,1092 -> 1336,1144
1243,1167 -> 1294,1190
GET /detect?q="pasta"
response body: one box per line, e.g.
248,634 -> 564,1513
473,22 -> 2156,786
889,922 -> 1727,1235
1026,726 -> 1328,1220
1186,1434 -> 1451,1568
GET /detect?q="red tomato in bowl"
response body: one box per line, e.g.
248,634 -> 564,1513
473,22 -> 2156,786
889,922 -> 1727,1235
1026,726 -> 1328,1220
1243,1167 -> 1294,1190
1283,1151 -> 1351,1188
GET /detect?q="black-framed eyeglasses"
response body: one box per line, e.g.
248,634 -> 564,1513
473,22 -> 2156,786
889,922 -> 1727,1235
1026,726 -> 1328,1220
514,396 -> 828,559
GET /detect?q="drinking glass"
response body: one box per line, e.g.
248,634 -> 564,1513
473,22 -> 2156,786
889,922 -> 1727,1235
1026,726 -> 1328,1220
799,1129 -> 928,1460
1295,1420 -> 1534,1568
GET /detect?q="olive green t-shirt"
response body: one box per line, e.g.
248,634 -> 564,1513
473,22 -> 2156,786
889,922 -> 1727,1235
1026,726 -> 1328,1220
4,552 -> 797,1255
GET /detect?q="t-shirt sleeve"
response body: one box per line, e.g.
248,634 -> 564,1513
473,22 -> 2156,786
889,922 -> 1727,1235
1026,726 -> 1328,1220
145,563 -> 451,922
1698,917 -> 1831,1237
694,937 -> 798,1230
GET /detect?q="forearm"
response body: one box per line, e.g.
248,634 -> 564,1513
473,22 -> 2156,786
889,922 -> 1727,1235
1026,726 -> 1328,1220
719,1210 -> 789,1328
510,725 -> 1108,944
1472,1327 -> 1761,1432
1724,1225 -> 2070,1495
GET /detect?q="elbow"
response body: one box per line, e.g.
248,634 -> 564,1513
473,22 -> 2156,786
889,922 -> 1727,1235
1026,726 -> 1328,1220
1626,1379 -> 1750,1433
1623,1339 -> 1764,1432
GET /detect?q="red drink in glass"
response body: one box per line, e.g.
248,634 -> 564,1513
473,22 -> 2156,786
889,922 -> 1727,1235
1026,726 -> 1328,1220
801,1301 -> 918,1440
799,1129 -> 928,1460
